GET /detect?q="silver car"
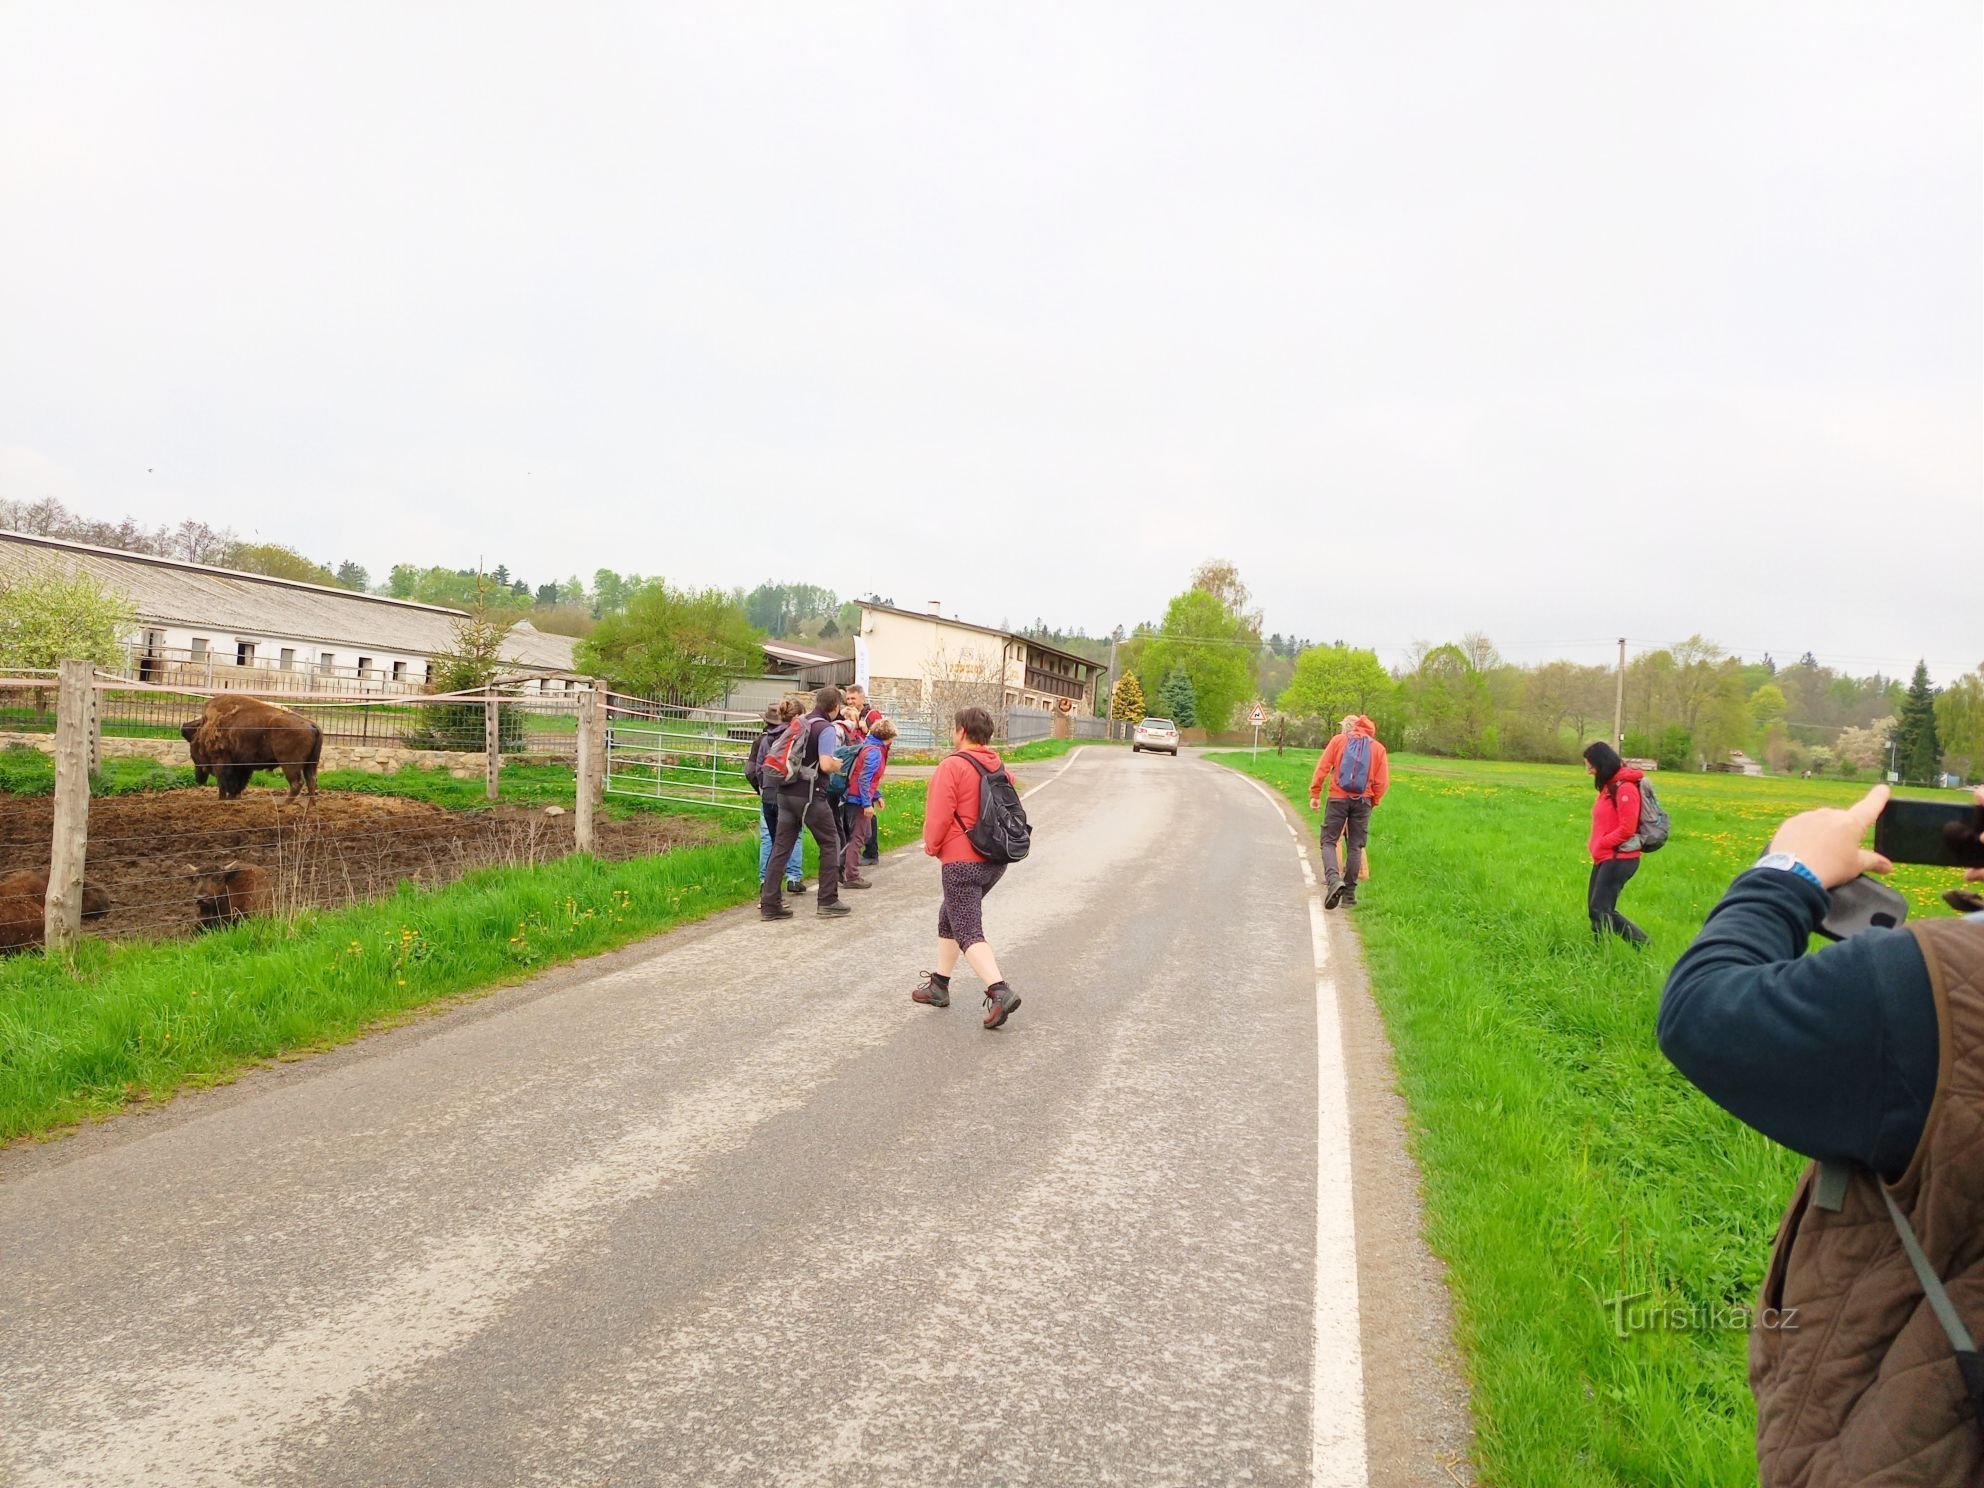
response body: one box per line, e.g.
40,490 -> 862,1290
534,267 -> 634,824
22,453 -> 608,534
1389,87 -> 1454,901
1132,717 -> 1179,756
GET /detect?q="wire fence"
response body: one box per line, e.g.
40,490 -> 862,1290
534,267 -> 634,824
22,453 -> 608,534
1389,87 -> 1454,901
0,683 -> 585,754
0,664 -> 662,953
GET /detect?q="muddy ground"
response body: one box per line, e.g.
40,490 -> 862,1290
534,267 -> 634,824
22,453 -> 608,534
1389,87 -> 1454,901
0,789 -> 726,940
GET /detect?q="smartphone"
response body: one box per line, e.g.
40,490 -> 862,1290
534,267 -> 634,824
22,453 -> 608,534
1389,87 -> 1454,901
1818,874 -> 1909,941
1874,799 -> 1984,869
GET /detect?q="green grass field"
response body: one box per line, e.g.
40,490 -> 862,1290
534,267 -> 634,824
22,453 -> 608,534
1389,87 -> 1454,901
0,756 -> 932,1143
1210,750 -> 1967,1485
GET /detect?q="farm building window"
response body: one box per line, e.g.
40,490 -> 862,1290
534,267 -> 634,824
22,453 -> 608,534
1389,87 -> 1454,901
391,661 -> 407,681
279,648 -> 295,670
357,657 -> 374,678
236,642 -> 256,667
319,653 -> 335,672
190,638 -> 209,660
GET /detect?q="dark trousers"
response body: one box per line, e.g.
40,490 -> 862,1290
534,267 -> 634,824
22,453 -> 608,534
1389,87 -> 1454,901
1588,858 -> 1647,943
841,808 -> 874,881
762,781 -> 841,909
1321,795 -> 1372,893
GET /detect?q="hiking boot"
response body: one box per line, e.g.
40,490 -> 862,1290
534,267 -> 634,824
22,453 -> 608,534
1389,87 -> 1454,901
786,878 -> 808,895
816,901 -> 852,919
982,985 -> 1022,1030
760,906 -> 795,921
1325,882 -> 1348,910
911,974 -> 950,1008
841,875 -> 873,890
1341,892 -> 1357,907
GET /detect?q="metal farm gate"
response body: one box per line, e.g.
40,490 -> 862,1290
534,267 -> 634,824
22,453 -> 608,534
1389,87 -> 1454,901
603,696 -> 761,813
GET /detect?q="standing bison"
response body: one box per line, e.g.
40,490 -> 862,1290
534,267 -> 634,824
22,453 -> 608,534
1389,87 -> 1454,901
180,696 -> 323,802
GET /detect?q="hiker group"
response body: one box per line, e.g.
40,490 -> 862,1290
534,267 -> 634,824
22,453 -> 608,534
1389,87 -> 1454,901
1304,716 -> 1672,945
745,685 -> 1028,1029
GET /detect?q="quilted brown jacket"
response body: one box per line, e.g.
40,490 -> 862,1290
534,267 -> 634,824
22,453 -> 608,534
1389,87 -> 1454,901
1752,917 -> 1984,1486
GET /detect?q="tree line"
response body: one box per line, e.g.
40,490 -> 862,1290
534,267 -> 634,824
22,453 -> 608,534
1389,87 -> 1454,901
1102,559 -> 1980,785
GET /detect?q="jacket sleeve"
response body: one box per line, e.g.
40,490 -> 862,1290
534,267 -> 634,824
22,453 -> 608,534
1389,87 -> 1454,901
1369,744 -> 1390,806
1657,869 -> 1939,1174
744,734 -> 766,791
1310,738 -> 1341,795
923,760 -> 956,856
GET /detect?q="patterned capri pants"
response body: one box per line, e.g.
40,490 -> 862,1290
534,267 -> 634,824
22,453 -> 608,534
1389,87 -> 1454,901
937,860 -> 1007,951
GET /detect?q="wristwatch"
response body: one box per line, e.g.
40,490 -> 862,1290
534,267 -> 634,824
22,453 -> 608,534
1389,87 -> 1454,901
1754,852 -> 1823,890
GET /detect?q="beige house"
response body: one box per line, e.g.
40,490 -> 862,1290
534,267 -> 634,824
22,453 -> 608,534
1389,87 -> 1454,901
854,602 -> 1103,717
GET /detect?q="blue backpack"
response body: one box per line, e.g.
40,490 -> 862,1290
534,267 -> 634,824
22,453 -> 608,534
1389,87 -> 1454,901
1337,734 -> 1373,795
823,739 -> 863,796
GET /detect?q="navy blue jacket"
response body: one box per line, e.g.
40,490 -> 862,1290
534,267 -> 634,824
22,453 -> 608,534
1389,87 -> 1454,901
1658,869 -> 1940,1178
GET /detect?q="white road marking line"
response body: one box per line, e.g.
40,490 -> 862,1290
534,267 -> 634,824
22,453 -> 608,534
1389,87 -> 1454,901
1237,772 -> 1369,1488
1017,745 -> 1083,800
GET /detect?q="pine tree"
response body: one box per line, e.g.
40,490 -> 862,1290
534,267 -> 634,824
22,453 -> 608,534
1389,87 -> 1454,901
1893,660 -> 1943,784
1158,669 -> 1198,727
1110,671 -> 1147,722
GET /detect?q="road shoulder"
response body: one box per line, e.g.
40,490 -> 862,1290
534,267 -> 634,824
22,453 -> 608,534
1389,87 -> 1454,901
1245,773 -> 1478,1487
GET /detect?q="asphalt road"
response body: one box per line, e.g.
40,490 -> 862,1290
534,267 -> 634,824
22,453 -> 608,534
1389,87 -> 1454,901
0,748 -> 1466,1487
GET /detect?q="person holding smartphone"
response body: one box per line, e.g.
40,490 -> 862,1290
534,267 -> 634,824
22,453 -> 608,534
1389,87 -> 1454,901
1658,785 -> 1984,1481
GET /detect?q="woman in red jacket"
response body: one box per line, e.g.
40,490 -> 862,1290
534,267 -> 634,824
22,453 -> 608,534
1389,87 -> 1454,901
1584,741 -> 1649,945
911,705 -> 1022,1029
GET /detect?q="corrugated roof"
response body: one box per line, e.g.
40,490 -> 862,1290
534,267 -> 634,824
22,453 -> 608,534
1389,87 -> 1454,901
0,531 -> 580,674
762,639 -> 842,667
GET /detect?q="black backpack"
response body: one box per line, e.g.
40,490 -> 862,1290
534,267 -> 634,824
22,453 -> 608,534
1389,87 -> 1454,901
954,754 -> 1031,863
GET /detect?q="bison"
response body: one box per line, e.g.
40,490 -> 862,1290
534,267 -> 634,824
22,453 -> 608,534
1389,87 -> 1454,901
0,868 -> 111,921
180,695 -> 323,802
0,896 -> 43,953
190,861 -> 273,929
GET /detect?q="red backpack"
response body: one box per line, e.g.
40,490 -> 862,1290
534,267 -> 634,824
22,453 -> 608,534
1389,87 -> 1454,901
761,716 -> 812,785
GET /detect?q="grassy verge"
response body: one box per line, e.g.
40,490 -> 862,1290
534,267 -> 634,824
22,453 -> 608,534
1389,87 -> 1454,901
0,777 -> 928,1143
1208,751 -> 1963,1486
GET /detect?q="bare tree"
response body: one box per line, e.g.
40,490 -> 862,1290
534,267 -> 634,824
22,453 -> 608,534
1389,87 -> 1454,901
921,646 -> 1009,742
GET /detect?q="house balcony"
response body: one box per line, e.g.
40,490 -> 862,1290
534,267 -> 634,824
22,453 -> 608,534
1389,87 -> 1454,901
1024,667 -> 1086,701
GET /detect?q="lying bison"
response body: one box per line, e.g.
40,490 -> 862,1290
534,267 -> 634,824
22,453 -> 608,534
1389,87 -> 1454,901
181,695 -> 323,803
190,861 -> 273,929
0,875 -> 110,954
0,896 -> 41,953
0,868 -> 111,921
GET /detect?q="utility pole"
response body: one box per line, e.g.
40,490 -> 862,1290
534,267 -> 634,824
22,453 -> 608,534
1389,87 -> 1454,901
1613,637 -> 1626,748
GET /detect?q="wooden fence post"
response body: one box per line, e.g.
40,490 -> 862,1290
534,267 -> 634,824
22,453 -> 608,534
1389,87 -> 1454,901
45,658 -> 93,955
484,692 -> 501,802
574,688 -> 598,854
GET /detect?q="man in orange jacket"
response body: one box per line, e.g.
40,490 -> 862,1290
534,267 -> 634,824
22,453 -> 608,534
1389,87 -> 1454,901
1308,714 -> 1389,910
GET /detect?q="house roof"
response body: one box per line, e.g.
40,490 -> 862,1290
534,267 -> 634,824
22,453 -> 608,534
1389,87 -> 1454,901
0,530 -> 581,674
762,639 -> 843,668
856,603 -> 1101,672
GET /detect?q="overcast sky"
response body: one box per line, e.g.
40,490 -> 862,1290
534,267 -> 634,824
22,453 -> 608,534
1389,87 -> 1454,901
3,3 -> 1979,679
